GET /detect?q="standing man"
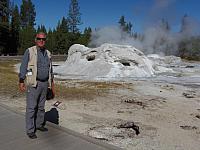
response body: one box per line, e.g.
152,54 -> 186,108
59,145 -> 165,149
19,32 -> 54,139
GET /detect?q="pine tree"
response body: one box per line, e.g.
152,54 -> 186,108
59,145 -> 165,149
10,5 -> 20,55
0,0 -> 10,55
0,0 -> 10,22
180,14 -> 190,34
0,23 -> 9,55
18,25 -> 36,54
118,16 -> 133,36
59,17 -> 69,33
78,27 -> 92,46
159,18 -> 170,32
178,14 -> 190,57
19,0 -> 36,54
126,22 -> 133,34
54,18 -> 70,54
118,16 -> 126,30
37,24 -> 47,33
46,29 -> 56,54
20,0 -> 36,28
67,0 -> 82,33
84,27 -> 92,44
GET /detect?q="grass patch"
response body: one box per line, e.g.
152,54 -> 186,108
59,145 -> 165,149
54,83 -> 99,100
0,60 -> 24,97
0,60 -> 133,101
54,80 -> 133,101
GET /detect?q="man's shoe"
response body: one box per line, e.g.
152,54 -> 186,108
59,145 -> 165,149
37,126 -> 48,132
27,132 -> 37,139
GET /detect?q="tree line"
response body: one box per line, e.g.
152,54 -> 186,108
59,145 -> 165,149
0,0 -> 92,55
0,0 -> 200,60
118,15 -> 200,60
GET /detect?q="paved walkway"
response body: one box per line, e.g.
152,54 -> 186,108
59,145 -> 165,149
0,104 -> 122,150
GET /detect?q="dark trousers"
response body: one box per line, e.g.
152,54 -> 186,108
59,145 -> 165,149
26,81 -> 48,134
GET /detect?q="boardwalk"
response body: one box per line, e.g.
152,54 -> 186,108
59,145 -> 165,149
0,104 -> 122,150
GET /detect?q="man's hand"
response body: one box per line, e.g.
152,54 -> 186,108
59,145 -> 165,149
19,83 -> 26,92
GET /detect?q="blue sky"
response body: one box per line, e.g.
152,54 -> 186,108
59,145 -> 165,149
13,0 -> 200,33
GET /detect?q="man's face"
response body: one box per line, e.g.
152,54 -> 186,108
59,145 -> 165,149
35,33 -> 46,48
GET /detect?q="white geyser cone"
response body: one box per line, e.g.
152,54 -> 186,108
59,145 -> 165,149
54,43 -> 159,80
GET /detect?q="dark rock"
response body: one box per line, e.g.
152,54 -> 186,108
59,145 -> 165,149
180,125 -> 198,130
117,121 -> 140,135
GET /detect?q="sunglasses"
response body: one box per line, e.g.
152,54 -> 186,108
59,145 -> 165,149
36,38 -> 46,41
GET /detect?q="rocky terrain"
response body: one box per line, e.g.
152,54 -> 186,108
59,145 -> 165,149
1,77 -> 200,150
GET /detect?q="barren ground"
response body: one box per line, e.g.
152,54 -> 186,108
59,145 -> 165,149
0,60 -> 200,150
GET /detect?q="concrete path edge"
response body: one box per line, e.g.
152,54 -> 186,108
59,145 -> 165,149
0,102 -> 123,150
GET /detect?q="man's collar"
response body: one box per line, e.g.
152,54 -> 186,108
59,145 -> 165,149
36,46 -> 46,50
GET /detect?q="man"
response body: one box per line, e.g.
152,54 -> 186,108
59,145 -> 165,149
19,32 -> 54,139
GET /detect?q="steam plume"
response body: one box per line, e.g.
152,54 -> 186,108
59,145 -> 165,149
89,0 -> 200,56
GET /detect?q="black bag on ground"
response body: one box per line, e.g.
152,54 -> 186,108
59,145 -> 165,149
46,88 -> 54,100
